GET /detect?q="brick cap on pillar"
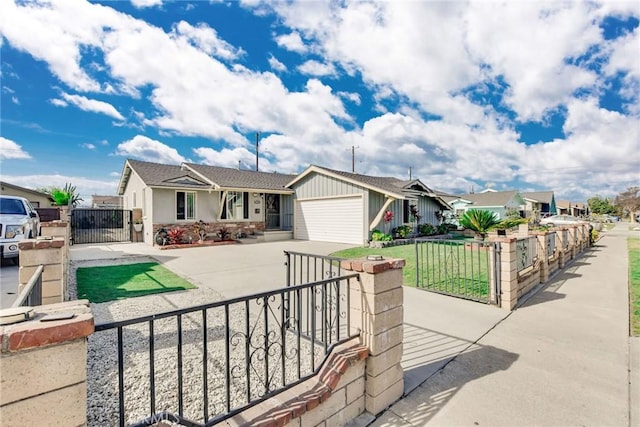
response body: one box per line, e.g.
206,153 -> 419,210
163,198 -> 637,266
492,237 -> 517,243
40,221 -> 68,228
18,237 -> 65,250
340,257 -> 405,274
1,300 -> 94,353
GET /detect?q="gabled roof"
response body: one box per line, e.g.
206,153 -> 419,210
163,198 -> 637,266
287,165 -> 408,199
0,181 -> 54,200
183,163 -> 295,192
118,159 -> 210,194
287,165 -> 451,209
522,191 -> 555,204
457,190 -> 523,207
118,159 -> 296,195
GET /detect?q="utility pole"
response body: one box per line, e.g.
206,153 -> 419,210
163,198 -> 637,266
255,132 -> 261,172
351,145 -> 359,173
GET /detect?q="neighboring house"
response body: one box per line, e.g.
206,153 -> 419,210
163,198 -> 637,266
92,195 -> 123,208
449,189 -> 525,222
117,159 -> 296,245
521,191 -> 557,219
117,160 -> 450,246
287,165 -> 451,245
557,200 -> 587,217
0,181 -> 54,208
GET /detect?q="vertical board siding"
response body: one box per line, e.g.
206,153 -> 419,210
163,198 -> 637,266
294,174 -> 365,199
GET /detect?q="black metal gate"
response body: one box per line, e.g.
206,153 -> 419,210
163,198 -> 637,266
71,208 -> 132,244
415,238 -> 501,304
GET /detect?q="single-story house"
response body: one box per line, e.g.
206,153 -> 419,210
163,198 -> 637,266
118,159 -> 296,245
447,189 -> 525,222
521,191 -> 557,219
556,200 -> 586,217
0,181 -> 54,208
117,160 -> 450,246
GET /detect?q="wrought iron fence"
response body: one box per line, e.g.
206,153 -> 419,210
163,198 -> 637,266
11,264 -> 43,308
415,239 -> 499,304
92,275 -> 357,427
516,237 -> 538,272
71,208 -> 132,244
546,233 -> 556,258
284,251 -> 344,287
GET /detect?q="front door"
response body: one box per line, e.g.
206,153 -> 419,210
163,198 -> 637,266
265,194 -> 280,230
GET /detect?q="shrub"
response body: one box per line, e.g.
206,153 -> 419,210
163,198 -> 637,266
217,226 -> 232,241
167,227 -> 185,245
393,225 -> 413,238
418,223 -> 436,235
494,217 -> 529,230
459,209 -> 500,239
371,230 -> 393,242
192,220 -> 208,241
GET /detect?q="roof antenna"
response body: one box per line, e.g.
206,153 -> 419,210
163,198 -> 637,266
238,160 -> 241,170
409,166 -> 412,180
255,132 -> 261,172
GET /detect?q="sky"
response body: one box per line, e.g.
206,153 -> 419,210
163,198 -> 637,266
1,0 -> 639,205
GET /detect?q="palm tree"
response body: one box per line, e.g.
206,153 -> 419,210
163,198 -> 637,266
459,209 -> 499,240
46,183 -> 83,207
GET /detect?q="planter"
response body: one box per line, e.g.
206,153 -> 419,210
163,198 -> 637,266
133,223 -> 143,232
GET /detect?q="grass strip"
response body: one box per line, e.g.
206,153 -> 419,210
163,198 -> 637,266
629,238 -> 640,336
76,262 -> 196,303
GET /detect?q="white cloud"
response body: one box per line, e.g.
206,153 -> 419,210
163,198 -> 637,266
274,31 -> 307,53
337,91 -> 361,105
11,96 -> 19,104
297,60 -> 336,77
131,0 -> 162,9
115,135 -> 186,164
193,146 -> 275,170
268,54 -> 287,72
173,21 -> 244,60
51,93 -> 125,120
0,137 -> 31,160
109,171 -> 120,177
81,143 -> 96,150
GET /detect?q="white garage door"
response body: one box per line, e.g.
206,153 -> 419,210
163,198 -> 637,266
295,197 -> 364,245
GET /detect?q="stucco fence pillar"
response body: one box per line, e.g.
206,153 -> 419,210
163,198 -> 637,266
496,237 -> 518,310
0,301 -> 94,426
341,257 -> 405,416
18,237 -> 66,305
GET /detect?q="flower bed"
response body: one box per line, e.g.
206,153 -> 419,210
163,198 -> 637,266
158,240 -> 238,250
369,234 -> 451,248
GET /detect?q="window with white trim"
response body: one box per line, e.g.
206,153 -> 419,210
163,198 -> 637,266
221,191 -> 249,220
176,191 -> 196,220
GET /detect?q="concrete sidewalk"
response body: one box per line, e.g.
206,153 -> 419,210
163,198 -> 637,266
373,223 -> 635,427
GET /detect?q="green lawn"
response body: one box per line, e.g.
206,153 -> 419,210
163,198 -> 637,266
331,241 -> 491,300
76,262 -> 196,303
629,238 -> 640,336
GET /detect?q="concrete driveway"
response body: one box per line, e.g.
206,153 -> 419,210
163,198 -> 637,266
0,259 -> 19,309
70,240 -> 354,299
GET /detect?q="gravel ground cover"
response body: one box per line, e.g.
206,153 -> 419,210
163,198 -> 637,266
71,257 -> 342,426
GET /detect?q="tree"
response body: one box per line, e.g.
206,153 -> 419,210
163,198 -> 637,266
459,209 -> 499,240
587,195 -> 617,215
615,186 -> 640,221
42,183 -> 83,207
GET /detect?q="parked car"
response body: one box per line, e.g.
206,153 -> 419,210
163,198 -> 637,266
539,214 -> 587,227
0,195 -> 40,264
